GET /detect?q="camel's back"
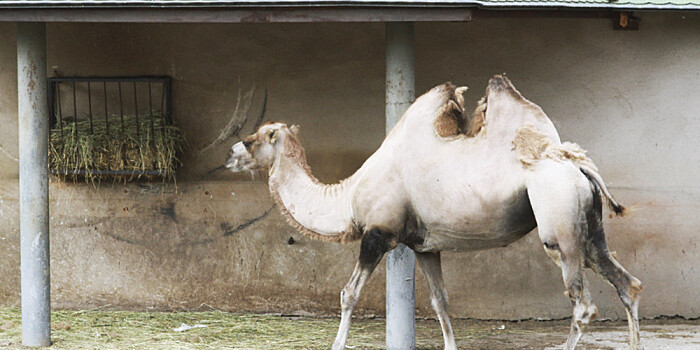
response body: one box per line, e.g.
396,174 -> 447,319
352,76 -> 560,250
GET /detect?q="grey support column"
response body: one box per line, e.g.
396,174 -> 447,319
385,22 -> 416,350
17,22 -> 51,348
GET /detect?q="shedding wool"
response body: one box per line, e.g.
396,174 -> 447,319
433,84 -> 469,137
467,97 -> 487,137
513,123 -> 596,170
513,123 -> 625,216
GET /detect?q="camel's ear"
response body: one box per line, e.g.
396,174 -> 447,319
290,125 -> 300,136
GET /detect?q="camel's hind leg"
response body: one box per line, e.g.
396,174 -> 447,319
560,255 -> 598,350
587,240 -> 642,349
543,232 -> 598,350
584,207 -> 643,349
535,214 -> 599,350
416,252 -> 457,350
527,161 -> 599,350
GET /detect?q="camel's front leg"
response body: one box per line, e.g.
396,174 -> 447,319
416,252 -> 457,350
332,261 -> 373,350
332,229 -> 391,350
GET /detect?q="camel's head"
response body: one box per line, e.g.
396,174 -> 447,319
225,122 -> 299,173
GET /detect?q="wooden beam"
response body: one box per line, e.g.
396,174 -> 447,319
0,7 -> 471,23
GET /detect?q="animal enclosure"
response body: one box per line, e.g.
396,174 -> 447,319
1,15 -> 699,324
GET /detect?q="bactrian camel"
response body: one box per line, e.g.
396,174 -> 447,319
225,75 -> 642,350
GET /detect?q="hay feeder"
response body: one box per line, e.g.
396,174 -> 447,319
48,76 -> 184,182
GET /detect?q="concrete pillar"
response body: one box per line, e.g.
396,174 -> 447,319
385,22 -> 416,350
17,22 -> 51,348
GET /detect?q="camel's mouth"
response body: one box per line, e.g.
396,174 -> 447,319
225,141 -> 256,173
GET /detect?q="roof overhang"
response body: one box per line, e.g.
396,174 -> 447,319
0,2 -> 477,22
0,7 -> 472,23
1,0 -> 699,10
0,0 -> 696,23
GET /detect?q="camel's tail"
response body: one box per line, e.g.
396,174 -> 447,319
514,124 -> 625,217
579,165 -> 626,217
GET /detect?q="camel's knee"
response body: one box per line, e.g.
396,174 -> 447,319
429,291 -> 448,313
340,287 -> 359,310
629,277 -> 642,300
620,277 -> 642,303
619,279 -> 642,324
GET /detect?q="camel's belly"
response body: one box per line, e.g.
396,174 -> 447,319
415,224 -> 535,253
408,190 -> 537,253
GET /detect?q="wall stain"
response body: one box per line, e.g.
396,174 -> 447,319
100,230 -> 146,246
159,201 -> 176,220
176,238 -> 214,246
222,205 -> 275,237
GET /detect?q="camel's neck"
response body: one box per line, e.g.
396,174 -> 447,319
268,136 -> 359,241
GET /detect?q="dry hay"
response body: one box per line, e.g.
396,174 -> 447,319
49,113 -> 185,183
0,308 -> 503,349
0,308 -> 345,349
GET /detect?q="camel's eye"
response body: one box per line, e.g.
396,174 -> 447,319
268,129 -> 277,142
242,137 -> 255,149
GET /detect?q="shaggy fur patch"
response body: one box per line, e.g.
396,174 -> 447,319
513,124 -> 595,170
513,124 -> 625,216
468,97 -> 487,137
434,83 -> 469,137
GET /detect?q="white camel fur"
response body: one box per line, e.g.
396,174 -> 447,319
225,75 -> 642,350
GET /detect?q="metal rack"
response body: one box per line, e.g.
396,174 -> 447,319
47,76 -> 174,177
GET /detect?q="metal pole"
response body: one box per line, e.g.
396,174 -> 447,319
17,22 -> 51,348
385,22 -> 415,350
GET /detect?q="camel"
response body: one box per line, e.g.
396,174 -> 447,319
225,75 -> 642,350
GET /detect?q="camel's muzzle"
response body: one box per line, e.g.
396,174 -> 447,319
225,141 -> 255,172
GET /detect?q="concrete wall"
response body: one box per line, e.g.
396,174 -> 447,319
0,13 -> 698,320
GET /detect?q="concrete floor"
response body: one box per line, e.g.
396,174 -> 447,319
578,323 -> 700,350
440,318 -> 700,350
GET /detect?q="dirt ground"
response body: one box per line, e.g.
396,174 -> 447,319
0,308 -> 698,349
